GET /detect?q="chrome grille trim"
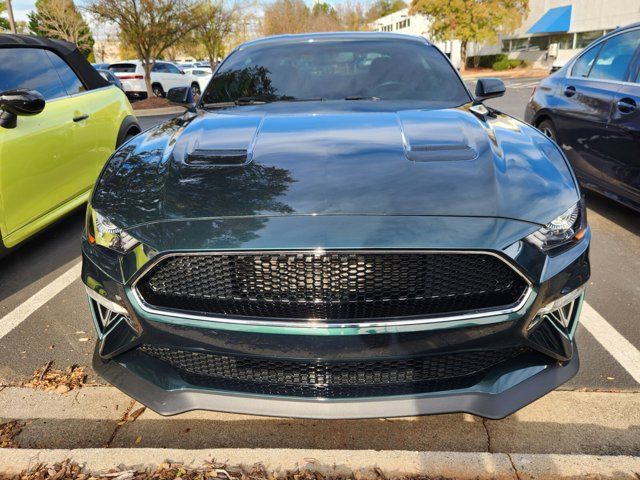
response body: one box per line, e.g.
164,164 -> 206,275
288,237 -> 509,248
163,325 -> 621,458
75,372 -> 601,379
130,249 -> 533,329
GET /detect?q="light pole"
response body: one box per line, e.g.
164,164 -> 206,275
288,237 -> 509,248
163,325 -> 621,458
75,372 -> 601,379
5,0 -> 17,33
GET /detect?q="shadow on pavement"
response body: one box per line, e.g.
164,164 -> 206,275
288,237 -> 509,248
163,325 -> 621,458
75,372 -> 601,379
585,191 -> 640,237
0,209 -> 85,304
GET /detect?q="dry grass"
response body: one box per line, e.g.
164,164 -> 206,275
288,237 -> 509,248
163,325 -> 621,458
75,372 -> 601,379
2,459 -> 445,480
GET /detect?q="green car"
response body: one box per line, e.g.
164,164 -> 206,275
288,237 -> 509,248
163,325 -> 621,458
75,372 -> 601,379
0,35 -> 140,252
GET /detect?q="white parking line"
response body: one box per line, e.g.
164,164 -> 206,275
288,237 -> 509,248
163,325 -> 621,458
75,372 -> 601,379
0,262 -> 81,340
580,302 -> 640,384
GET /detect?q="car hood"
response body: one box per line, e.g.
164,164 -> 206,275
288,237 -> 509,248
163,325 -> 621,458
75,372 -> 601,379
92,102 -> 579,229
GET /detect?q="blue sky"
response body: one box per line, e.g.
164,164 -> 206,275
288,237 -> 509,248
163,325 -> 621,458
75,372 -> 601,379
10,0 -> 37,21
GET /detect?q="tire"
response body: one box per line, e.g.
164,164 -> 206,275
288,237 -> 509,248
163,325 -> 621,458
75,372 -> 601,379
191,83 -> 201,97
152,83 -> 164,98
537,119 -> 558,142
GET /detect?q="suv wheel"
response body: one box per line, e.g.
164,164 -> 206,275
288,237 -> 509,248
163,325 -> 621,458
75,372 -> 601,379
538,119 -> 557,141
152,84 -> 164,98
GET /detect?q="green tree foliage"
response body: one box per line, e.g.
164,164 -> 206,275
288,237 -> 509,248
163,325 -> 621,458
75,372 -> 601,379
1,3 -> 11,31
366,0 -> 407,21
263,0 -> 369,35
410,0 -> 529,71
192,0 -> 239,66
28,0 -> 95,58
87,0 -> 206,96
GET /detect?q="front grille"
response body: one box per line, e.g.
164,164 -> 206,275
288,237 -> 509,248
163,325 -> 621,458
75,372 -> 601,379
135,251 -> 528,321
140,345 -> 530,398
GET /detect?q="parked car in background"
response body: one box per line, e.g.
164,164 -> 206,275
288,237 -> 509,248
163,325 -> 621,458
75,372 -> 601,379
0,34 -> 140,253
182,67 -> 212,94
97,69 -> 124,91
92,62 -> 110,70
108,60 -> 201,99
84,32 -> 589,420
526,23 -> 640,211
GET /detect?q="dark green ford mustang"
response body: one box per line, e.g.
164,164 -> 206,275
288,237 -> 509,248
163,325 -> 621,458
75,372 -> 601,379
82,32 -> 590,418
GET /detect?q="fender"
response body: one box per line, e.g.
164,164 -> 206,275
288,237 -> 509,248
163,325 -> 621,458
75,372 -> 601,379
116,115 -> 141,148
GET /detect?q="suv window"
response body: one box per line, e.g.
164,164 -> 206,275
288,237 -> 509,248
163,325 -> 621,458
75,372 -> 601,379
0,47 -> 69,100
165,63 -> 182,74
109,63 -> 137,73
45,50 -> 85,95
589,29 -> 640,82
572,44 -> 602,78
152,63 -> 168,72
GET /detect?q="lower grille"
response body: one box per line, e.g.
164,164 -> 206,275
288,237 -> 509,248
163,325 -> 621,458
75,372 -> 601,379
135,251 -> 529,322
140,345 -> 531,398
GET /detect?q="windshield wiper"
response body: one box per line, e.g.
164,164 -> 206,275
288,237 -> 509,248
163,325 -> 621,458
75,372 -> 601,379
344,96 -> 381,101
235,96 -> 272,105
280,97 -> 326,102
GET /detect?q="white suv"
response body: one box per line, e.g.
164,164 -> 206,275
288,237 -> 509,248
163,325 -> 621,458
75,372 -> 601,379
108,60 -> 201,99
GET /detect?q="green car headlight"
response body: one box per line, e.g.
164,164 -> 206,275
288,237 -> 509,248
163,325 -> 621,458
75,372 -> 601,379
87,207 -> 139,254
526,199 -> 587,252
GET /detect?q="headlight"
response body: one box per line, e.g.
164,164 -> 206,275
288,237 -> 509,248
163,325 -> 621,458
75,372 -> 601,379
526,199 -> 587,252
86,208 -> 139,254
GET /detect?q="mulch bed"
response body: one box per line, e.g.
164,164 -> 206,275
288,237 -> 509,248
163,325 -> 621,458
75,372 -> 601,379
130,97 -> 171,110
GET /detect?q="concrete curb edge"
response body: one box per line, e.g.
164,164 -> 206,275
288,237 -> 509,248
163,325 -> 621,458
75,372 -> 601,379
1,449 -> 640,479
133,106 -> 184,117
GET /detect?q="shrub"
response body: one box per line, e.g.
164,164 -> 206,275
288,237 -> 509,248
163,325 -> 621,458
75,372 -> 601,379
492,59 -> 511,71
466,53 -> 508,69
508,59 -> 523,68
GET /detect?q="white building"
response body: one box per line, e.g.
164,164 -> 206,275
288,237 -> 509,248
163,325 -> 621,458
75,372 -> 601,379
373,0 -> 640,69
371,8 -> 463,68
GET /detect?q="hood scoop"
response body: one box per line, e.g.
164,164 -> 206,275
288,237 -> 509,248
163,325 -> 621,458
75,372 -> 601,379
186,149 -> 249,166
398,110 -> 478,162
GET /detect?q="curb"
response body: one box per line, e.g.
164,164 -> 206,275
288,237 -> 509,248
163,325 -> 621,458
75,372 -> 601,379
133,106 -> 185,117
1,449 -> 640,479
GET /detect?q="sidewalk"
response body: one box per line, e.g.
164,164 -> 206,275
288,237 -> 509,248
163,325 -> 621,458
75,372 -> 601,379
1,387 -> 639,477
0,387 -> 638,453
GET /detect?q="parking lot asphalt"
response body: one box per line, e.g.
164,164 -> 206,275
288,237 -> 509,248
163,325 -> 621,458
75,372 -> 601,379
0,77 -> 638,398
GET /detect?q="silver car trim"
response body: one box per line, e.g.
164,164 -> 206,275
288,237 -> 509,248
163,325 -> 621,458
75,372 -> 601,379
130,249 -> 534,329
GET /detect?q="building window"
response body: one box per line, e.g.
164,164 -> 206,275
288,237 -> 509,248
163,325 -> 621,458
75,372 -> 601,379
575,30 -> 604,49
511,38 -> 529,51
529,36 -> 549,51
549,34 -> 573,50
502,40 -> 511,52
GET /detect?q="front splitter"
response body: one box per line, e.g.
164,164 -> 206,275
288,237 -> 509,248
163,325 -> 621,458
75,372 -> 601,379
93,346 -> 579,420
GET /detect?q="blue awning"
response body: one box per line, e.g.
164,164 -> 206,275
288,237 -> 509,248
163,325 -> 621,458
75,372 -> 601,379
527,5 -> 572,34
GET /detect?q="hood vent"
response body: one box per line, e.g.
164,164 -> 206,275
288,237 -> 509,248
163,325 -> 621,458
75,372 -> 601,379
407,143 -> 477,162
186,149 -> 249,166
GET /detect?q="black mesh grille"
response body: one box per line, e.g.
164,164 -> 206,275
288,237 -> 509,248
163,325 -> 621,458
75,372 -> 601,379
140,345 -> 530,398
136,251 -> 528,321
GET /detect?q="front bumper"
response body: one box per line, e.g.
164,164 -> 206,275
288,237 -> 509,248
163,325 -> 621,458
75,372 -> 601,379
93,343 -> 579,419
82,215 -> 590,419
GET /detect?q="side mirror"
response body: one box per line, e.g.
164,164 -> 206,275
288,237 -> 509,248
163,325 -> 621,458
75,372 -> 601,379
0,89 -> 46,129
167,86 -> 196,111
474,78 -> 506,104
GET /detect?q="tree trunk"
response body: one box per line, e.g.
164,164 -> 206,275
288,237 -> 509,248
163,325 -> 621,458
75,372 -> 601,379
142,59 -> 154,98
459,40 -> 468,72
5,0 -> 16,33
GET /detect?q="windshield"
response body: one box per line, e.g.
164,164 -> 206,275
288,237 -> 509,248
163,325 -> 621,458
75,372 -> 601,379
201,39 -> 470,106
